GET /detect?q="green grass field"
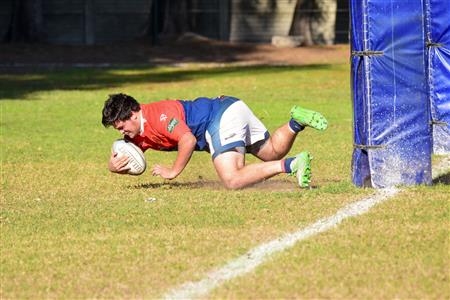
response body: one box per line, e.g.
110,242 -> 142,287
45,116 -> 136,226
1,63 -> 449,299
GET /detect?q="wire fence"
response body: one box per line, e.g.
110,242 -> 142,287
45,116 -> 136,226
1,0 -> 350,45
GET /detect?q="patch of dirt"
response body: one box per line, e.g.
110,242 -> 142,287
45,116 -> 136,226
0,39 -> 349,67
133,179 -> 303,192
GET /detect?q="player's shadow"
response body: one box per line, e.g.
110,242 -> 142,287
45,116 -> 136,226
132,179 -> 301,191
133,180 -> 223,190
432,172 -> 450,185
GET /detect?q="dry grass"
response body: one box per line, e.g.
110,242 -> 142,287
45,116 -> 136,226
1,63 -> 448,299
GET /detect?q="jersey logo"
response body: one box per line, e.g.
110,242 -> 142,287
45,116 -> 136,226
160,114 -> 168,122
167,118 -> 179,133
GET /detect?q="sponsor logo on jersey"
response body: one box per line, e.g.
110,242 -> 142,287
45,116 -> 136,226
160,114 -> 168,122
167,118 -> 179,133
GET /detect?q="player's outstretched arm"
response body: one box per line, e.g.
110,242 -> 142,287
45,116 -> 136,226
152,132 -> 197,180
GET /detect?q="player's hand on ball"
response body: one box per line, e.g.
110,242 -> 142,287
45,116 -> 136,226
108,152 -> 130,174
152,164 -> 177,180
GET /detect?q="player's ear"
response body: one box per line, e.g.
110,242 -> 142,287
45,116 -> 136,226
130,111 -> 139,120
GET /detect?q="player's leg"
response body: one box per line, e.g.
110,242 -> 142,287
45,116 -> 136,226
243,104 -> 322,187
206,98 -> 315,188
213,150 -> 283,189
253,124 -> 297,161
213,150 -> 312,189
205,100 -> 286,189
252,105 -> 328,161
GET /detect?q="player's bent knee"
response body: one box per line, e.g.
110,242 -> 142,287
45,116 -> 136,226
220,176 -> 243,190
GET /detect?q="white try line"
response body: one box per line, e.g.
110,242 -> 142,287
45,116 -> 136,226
163,157 -> 450,300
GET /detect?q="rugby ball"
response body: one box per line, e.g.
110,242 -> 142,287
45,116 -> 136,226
112,139 -> 146,175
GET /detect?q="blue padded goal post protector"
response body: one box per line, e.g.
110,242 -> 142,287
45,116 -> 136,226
425,0 -> 450,154
351,0 -> 432,188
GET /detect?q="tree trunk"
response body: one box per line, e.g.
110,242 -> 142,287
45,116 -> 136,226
289,0 -> 313,46
312,0 -> 337,45
289,0 -> 337,46
159,0 -> 190,40
5,0 -> 44,43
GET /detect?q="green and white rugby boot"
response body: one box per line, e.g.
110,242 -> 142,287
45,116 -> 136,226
290,105 -> 328,131
288,151 -> 313,188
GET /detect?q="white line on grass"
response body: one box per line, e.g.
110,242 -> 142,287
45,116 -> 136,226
163,157 -> 449,300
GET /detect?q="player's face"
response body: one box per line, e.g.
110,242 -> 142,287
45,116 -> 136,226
113,111 -> 140,138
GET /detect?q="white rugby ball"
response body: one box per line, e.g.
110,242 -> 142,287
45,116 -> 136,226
112,139 -> 146,175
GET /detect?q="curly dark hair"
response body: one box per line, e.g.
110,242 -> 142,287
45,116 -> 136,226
101,93 -> 141,127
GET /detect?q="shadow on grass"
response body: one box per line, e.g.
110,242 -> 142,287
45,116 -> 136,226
0,64 -> 333,100
133,180 -> 223,190
132,179 -> 299,191
432,172 -> 450,185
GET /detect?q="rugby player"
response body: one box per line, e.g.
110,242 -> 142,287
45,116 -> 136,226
102,93 -> 327,189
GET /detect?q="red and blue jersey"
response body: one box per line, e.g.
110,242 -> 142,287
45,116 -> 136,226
129,100 -> 190,151
130,96 -> 239,152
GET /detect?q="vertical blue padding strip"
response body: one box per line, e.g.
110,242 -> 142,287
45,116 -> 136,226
351,0 -> 432,188
425,0 -> 450,154
351,0 -> 371,187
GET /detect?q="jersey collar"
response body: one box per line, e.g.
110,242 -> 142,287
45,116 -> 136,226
139,110 -> 147,135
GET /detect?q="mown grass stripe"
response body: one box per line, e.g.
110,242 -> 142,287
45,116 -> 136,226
163,157 -> 449,300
